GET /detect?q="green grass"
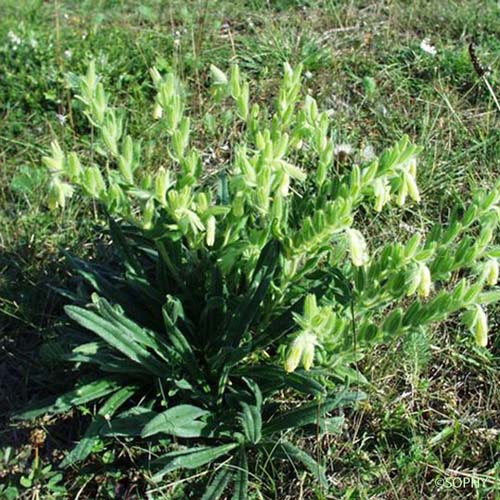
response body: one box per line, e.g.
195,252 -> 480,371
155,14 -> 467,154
1,0 -> 500,498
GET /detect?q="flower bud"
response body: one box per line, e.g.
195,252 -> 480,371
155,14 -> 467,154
230,64 -> 241,98
237,82 -> 249,120
279,173 -> 290,197
346,228 -> 369,267
303,294 -> 318,319
408,157 -> 417,177
67,152 -> 81,180
150,67 -> 162,85
301,341 -> 315,371
284,337 -> 303,373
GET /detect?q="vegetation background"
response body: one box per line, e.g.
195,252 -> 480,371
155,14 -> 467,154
1,0 -> 499,498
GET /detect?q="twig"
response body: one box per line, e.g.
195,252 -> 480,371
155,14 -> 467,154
469,42 -> 500,113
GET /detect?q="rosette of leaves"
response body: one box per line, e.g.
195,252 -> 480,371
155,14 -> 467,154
15,226 -> 364,496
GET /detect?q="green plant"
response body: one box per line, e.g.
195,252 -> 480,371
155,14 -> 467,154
16,59 -> 500,496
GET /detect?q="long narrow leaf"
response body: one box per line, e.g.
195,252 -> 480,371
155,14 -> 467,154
267,441 -> 327,487
142,405 -> 210,438
65,304 -> 167,376
225,240 -> 281,349
162,301 -> 204,382
14,378 -> 121,420
101,407 -> 157,437
233,446 -> 248,500
60,385 -> 137,467
202,466 -> 234,500
263,390 -> 365,436
152,443 -> 238,481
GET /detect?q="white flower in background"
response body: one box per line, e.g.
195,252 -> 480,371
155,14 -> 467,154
64,49 -> 73,59
56,113 -> 67,126
8,31 -> 21,46
361,143 -> 376,162
334,143 -> 353,155
420,38 -> 437,56
30,38 -> 38,48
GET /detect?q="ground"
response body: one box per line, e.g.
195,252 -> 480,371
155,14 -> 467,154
1,0 -> 499,498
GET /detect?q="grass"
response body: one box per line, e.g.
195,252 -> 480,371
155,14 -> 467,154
1,0 -> 500,498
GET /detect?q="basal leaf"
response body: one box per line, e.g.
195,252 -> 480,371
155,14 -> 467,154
60,385 -> 137,467
65,303 -> 167,376
14,378 -> 121,420
263,390 -> 365,437
142,405 -> 211,438
151,443 -> 238,481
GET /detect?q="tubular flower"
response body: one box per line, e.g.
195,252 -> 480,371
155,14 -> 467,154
473,304 -> 488,347
284,332 -> 318,373
373,178 -> 391,212
408,156 -> 417,177
483,259 -> 499,286
396,178 -> 408,206
417,264 -> 432,298
346,228 -> 369,267
206,215 -> 216,247
404,171 -> 420,203
47,177 -> 73,210
153,103 -> 163,120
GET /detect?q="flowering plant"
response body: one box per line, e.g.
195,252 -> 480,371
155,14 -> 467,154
18,61 -> 500,495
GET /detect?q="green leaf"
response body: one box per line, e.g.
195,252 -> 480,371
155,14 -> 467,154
477,290 -> 500,305
65,302 -> 167,376
202,466 -> 234,500
235,365 -> 324,396
14,378 -> 121,420
224,240 -> 281,350
142,405 -> 211,438
108,218 -> 143,276
263,390 -> 365,436
383,308 -> 403,335
152,443 -> 239,481
162,299 -> 204,382
233,447 -> 248,500
101,407 -> 157,437
95,298 -> 173,364
60,385 -> 137,467
269,441 -> 327,487
320,415 -> 345,434
199,265 -> 226,347
64,341 -> 151,376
